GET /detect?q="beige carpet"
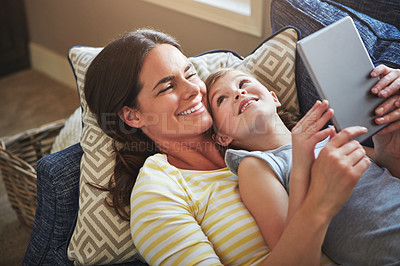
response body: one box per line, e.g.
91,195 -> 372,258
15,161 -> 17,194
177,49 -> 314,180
0,69 -> 79,265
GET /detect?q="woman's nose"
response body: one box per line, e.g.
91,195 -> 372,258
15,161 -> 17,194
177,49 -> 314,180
235,89 -> 247,100
183,80 -> 201,100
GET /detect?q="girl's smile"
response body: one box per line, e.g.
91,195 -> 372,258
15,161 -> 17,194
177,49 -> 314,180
238,97 -> 259,115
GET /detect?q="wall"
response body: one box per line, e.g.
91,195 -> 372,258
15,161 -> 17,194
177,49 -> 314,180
24,0 -> 272,88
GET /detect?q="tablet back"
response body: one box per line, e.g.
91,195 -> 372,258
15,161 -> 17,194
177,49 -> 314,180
297,16 -> 386,143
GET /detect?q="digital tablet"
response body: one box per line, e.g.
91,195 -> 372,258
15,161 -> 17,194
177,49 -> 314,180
297,16 -> 387,143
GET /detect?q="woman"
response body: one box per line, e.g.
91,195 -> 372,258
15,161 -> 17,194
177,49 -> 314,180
83,29 -> 400,265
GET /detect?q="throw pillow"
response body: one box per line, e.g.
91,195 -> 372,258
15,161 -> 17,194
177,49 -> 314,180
67,27 -> 299,265
50,107 -> 82,154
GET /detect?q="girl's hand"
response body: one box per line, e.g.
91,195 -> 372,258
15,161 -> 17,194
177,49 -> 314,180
291,100 -> 336,167
288,100 -> 336,219
307,126 -> 370,219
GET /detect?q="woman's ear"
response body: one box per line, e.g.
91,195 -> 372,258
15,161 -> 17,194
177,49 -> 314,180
118,106 -> 144,128
212,133 -> 233,147
270,91 -> 281,107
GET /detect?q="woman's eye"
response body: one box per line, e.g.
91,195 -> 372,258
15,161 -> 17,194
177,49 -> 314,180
187,72 -> 197,79
158,85 -> 173,95
239,79 -> 250,88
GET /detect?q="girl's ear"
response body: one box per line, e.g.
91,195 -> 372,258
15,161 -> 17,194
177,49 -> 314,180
118,106 -> 144,128
270,91 -> 281,107
212,133 -> 233,147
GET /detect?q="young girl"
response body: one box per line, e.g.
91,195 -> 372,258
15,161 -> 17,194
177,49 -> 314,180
206,68 -> 400,265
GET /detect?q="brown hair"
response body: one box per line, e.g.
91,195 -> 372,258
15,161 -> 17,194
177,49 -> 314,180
205,68 -> 299,138
84,29 -> 181,220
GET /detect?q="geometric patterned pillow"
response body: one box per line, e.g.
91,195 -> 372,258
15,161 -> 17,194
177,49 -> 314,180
67,46 -> 142,265
237,27 -> 299,114
66,26 -> 299,265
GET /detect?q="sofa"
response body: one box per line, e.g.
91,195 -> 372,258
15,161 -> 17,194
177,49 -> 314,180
23,0 -> 400,265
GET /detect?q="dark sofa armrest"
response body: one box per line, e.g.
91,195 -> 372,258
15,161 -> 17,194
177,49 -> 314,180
332,0 -> 400,29
23,143 -> 83,266
270,0 -> 400,114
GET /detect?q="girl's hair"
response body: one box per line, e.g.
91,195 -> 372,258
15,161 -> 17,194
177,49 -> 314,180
84,29 -> 181,220
205,68 -> 299,138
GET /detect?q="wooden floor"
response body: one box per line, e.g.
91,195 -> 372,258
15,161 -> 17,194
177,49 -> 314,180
0,69 -> 79,138
0,68 -> 79,265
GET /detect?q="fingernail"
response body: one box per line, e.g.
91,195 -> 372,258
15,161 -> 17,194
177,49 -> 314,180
379,91 -> 387,97
376,107 -> 384,115
376,117 -> 385,124
371,88 -> 378,94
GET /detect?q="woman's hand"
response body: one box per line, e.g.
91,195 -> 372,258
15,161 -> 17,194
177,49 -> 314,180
371,65 -> 400,134
371,64 -> 400,102
370,65 -> 400,176
306,126 -> 370,219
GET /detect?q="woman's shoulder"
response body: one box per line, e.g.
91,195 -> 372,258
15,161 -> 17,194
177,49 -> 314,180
143,153 -> 168,166
140,153 -> 178,175
134,153 -> 182,191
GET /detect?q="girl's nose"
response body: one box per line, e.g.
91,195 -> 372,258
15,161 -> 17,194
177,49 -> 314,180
235,89 -> 247,100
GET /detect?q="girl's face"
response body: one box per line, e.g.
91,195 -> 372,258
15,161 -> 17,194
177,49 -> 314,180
208,70 -> 281,146
128,44 -> 213,143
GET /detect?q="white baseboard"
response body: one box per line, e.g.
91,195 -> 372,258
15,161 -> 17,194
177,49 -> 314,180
29,42 -> 76,90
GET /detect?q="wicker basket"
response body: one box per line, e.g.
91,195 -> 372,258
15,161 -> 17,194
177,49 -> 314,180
0,119 -> 66,228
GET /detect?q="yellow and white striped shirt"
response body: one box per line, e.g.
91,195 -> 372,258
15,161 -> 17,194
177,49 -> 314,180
130,153 -> 269,265
130,153 -> 336,265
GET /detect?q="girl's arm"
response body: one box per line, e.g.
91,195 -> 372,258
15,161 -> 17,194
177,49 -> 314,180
288,100 -> 335,222
238,157 -> 289,249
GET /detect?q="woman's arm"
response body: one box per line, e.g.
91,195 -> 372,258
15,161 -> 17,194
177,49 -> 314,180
370,65 -> 400,176
239,157 -> 330,265
261,126 -> 370,266
373,129 -> 400,177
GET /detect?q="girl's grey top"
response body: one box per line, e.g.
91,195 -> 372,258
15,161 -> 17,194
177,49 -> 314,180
225,138 -> 400,265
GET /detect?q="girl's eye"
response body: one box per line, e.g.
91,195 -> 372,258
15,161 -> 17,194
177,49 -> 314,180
239,79 -> 250,89
216,96 -> 225,106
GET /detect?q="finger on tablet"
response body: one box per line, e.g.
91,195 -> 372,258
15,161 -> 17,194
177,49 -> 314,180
328,126 -> 368,147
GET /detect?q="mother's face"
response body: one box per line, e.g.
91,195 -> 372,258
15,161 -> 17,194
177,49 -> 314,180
126,44 -> 213,143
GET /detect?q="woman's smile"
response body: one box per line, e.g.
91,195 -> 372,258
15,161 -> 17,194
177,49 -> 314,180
178,101 -> 205,116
